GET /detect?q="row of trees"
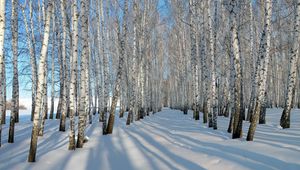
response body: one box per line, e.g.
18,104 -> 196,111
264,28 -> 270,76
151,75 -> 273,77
166,0 -> 299,140
0,0 -> 299,163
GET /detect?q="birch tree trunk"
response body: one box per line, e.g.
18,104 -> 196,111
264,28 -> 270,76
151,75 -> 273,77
56,32 -> 63,119
59,0 -> 68,132
76,0 -> 89,148
200,3 -> 208,123
207,0 -> 217,129
86,34 -> 91,125
49,7 -> 56,120
95,0 -> 103,123
247,0 -> 272,141
105,0 -> 128,134
0,54 -> 5,126
280,0 -> 300,129
29,1 -> 37,122
28,2 -> 53,162
229,0 -> 243,139
69,0 -> 78,150
9,0 -> 19,143
247,0 -> 255,121
189,0 -> 199,121
21,2 -> 37,122
212,0 -> 218,129
100,0 -> 109,124
0,0 -> 6,147
126,0 -> 138,126
38,53 -> 48,136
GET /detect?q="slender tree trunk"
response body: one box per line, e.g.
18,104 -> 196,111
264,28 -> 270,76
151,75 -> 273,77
56,35 -> 63,119
69,0 -> 78,150
212,0 -> 218,130
189,0 -> 200,121
207,0 -> 217,129
127,0 -> 138,126
95,0 -> 104,123
0,0 -> 6,147
100,0 -> 109,124
230,0 -> 243,139
38,54 -> 48,136
105,0 -> 128,134
200,3 -> 208,123
76,0 -> 89,148
21,2 -> 37,122
49,7 -> 56,119
0,54 -> 5,126
86,33 -> 91,125
28,2 -> 53,162
9,0 -> 19,143
247,0 -> 272,141
59,0 -> 68,132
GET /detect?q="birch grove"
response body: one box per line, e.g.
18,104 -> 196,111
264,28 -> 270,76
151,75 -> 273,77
0,0 -> 299,162
280,0 -> 300,129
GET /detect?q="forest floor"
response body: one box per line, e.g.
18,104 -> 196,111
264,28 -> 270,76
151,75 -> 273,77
0,108 -> 300,170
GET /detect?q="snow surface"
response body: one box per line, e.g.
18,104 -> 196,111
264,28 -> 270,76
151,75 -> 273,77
0,108 -> 300,170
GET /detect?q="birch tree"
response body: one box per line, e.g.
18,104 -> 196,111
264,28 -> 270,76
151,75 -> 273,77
126,0 -> 138,126
105,0 -> 128,134
229,0 -> 243,139
247,0 -> 255,121
189,0 -> 200,121
95,0 -> 103,123
59,0 -> 68,132
69,0 -> 78,150
247,0 -> 272,141
76,0 -> 89,148
0,0 -> 5,148
9,0 -> 19,143
28,1 -> 53,162
100,0 -> 109,124
49,7 -> 56,120
38,56 -> 48,136
207,0 -> 217,129
21,1 -> 37,122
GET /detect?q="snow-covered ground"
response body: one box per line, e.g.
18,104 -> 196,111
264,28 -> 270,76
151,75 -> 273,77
0,108 -> 299,170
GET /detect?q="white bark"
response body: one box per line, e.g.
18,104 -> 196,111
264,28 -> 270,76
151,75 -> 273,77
100,0 -> 109,124
38,52 -> 48,136
96,0 -> 104,122
106,0 -> 128,134
0,0 -> 6,147
229,0 -> 243,139
50,7 -> 56,119
28,2 -> 53,162
9,0 -> 19,143
21,2 -> 37,122
207,0 -> 217,129
69,0 -> 78,150
127,0 -> 138,125
77,0 -> 89,148
59,0 -> 68,132
189,0 -> 199,120
247,0 -> 272,141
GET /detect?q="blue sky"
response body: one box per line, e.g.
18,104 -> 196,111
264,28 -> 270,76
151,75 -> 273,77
3,0 -> 171,100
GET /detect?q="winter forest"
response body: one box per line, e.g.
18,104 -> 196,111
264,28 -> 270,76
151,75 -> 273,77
0,0 -> 300,169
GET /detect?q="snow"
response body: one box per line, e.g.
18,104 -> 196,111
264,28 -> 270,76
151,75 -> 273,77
0,108 -> 300,170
